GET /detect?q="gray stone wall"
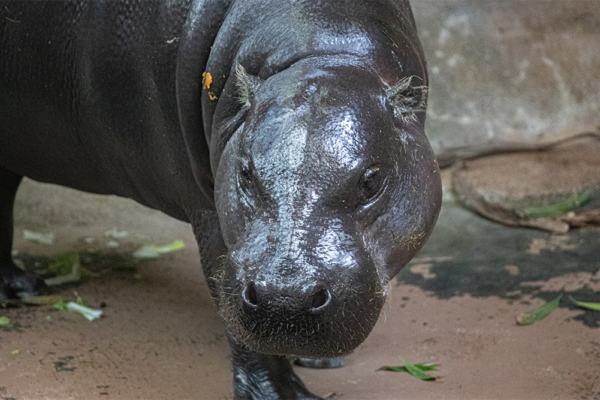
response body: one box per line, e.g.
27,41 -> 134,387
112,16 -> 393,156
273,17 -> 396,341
412,1 -> 600,151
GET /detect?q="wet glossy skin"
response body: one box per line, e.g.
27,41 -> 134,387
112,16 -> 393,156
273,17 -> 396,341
206,1 -> 442,362
214,58 -> 440,358
0,0 -> 440,398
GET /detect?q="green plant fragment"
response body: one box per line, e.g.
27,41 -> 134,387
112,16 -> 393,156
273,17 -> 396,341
0,316 -> 9,325
379,359 -> 437,381
517,293 -> 562,326
45,252 -> 82,287
523,192 -> 592,219
54,299 -> 69,311
54,299 -> 102,321
403,360 -> 437,381
569,296 -> 600,311
378,363 -> 437,373
48,252 -> 79,275
133,240 -> 185,259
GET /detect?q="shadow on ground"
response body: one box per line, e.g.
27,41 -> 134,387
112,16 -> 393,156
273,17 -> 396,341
398,200 -> 600,327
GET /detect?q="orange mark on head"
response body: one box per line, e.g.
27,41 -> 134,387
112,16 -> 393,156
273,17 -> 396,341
202,72 -> 213,89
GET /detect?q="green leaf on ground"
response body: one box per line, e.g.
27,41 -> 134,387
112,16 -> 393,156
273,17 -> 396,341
133,240 -> 185,259
569,296 -> 600,311
54,299 -> 102,321
54,299 -> 69,311
379,359 -> 438,381
379,363 -> 437,373
517,293 -> 562,326
45,252 -> 82,287
0,316 -> 9,326
403,360 -> 437,381
523,192 -> 592,219
48,252 -> 80,276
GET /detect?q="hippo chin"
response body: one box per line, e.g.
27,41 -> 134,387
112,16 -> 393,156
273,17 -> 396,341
1,0 -> 441,398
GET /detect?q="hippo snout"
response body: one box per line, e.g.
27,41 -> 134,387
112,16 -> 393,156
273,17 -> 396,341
217,256 -> 386,359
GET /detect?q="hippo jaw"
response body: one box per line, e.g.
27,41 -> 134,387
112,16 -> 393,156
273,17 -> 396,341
212,57 -> 441,358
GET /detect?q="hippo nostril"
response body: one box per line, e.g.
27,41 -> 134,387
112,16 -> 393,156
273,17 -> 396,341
311,287 -> 331,312
242,282 -> 258,307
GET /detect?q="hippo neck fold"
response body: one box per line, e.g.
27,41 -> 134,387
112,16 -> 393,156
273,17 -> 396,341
176,0 -> 234,207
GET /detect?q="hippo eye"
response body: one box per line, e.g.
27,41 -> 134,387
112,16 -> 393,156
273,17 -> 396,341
358,165 -> 385,204
240,166 -> 252,182
239,163 -> 254,194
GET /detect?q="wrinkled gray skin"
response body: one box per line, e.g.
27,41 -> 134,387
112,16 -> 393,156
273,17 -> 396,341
0,0 -> 441,398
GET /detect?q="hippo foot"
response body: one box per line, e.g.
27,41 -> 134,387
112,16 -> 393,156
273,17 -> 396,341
229,338 -> 325,400
294,357 -> 344,369
0,260 -> 47,303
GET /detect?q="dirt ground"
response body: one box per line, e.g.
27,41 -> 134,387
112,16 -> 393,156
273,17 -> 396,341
1,178 -> 599,400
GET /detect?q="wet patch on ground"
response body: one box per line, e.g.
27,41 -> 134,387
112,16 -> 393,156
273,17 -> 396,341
398,201 -> 600,327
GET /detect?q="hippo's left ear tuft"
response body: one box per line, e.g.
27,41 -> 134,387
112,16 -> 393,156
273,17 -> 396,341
236,64 -> 262,109
386,76 -> 428,123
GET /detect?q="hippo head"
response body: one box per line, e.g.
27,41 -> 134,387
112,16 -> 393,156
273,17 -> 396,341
212,56 -> 441,358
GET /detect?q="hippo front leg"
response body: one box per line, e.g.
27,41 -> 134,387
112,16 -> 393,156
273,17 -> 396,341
228,336 -> 324,400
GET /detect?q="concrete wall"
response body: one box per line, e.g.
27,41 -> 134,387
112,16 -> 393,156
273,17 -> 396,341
412,0 -> 600,151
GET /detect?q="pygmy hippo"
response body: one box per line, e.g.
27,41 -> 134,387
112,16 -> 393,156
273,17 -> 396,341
0,0 -> 441,398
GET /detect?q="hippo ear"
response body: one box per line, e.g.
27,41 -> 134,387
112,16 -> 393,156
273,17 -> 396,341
386,76 -> 428,123
235,64 -> 262,109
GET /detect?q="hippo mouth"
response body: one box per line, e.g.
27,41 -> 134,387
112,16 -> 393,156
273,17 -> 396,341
214,257 -> 387,358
